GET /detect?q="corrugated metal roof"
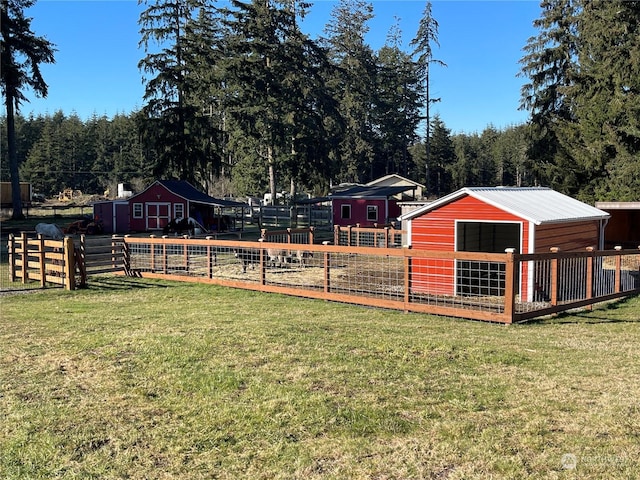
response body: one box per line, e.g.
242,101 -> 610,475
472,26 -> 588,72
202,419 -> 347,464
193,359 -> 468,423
398,187 -> 610,225
329,185 -> 416,199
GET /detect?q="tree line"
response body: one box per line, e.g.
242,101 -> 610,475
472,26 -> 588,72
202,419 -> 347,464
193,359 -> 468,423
0,109 -> 532,199
2,0 -> 639,219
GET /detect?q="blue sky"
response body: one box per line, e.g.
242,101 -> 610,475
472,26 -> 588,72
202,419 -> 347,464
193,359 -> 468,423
24,0 -> 541,135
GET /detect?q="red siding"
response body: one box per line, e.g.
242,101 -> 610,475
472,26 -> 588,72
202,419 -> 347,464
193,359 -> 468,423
534,221 -> 600,252
128,183 -> 186,232
333,199 -> 396,227
410,195 -> 529,297
411,195 -> 529,252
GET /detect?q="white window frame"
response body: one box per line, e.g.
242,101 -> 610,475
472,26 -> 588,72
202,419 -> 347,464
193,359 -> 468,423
367,205 -> 378,222
341,204 -> 351,220
174,203 -> 185,219
133,203 -> 143,219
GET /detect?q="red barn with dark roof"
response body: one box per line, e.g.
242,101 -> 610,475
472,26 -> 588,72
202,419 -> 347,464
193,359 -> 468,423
127,180 -> 247,233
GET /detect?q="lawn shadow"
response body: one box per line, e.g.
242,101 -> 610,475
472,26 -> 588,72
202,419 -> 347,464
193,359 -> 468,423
86,275 -> 173,291
529,295 -> 640,325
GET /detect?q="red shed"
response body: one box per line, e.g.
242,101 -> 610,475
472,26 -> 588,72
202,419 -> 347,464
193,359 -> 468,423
398,187 -> 611,301
330,184 -> 417,227
93,200 -> 130,234
128,180 -> 248,233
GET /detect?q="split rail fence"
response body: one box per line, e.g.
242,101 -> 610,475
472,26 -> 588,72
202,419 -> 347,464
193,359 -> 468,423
119,236 -> 640,323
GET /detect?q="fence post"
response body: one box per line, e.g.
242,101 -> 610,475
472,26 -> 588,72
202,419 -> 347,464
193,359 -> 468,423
549,247 -> 560,306
323,241 -> 331,293
149,235 -> 157,272
287,228 -> 292,244
8,234 -> 16,283
38,234 -> 46,288
206,236 -> 214,279
309,226 -> 315,245
585,246 -> 594,310
503,249 -> 516,324
404,247 -> 411,313
161,236 -> 168,274
614,246 -> 622,293
63,236 -> 76,290
20,232 -> 28,284
123,235 -> 131,275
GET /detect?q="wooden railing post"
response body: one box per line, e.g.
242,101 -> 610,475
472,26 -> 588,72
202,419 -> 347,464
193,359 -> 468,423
585,246 -> 595,310
323,241 -> 331,293
8,234 -> 16,283
333,225 -> 340,246
63,236 -> 76,290
309,226 -> 315,245
149,235 -> 156,272
503,248 -> 517,323
161,236 -> 168,274
20,231 -> 28,284
38,234 -> 46,288
550,247 -> 560,306
614,246 -> 622,293
404,247 -> 411,312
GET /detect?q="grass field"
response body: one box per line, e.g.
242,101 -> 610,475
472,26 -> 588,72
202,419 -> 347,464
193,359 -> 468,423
1,278 -> 639,479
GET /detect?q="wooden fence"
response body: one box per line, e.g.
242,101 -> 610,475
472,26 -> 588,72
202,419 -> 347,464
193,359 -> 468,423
334,224 -> 404,248
119,236 -> 640,323
5,233 -> 126,290
7,233 -> 76,290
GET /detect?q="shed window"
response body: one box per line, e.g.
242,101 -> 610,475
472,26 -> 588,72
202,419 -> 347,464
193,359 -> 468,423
367,205 -> 378,221
174,203 -> 184,219
341,204 -> 351,220
456,222 -> 520,253
133,203 -> 143,219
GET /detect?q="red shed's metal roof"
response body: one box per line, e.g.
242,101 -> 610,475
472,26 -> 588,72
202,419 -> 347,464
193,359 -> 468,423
398,187 -> 610,225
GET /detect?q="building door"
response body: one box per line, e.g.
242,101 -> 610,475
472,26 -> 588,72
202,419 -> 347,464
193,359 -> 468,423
146,203 -> 171,231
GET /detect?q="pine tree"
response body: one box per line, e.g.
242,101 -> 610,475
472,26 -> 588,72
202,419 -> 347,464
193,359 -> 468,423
373,20 -> 422,179
138,0 -> 219,186
1,0 -> 55,218
321,0 -> 377,184
410,0 -> 445,195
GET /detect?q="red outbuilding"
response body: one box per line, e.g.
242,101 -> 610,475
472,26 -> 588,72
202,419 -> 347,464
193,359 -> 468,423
330,184 -> 418,227
127,180 -> 248,233
398,187 -> 611,301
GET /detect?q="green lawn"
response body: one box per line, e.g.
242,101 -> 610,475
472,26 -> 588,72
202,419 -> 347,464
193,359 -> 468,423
1,277 -> 639,479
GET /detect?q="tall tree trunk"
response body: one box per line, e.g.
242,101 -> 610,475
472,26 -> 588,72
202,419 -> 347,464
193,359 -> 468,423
5,94 -> 24,220
268,144 -> 277,204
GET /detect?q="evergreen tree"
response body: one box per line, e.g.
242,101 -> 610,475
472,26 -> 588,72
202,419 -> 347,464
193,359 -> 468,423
373,20 -> 422,179
138,0 -> 219,186
410,0 -> 445,195
1,0 -> 55,218
321,0 -> 377,184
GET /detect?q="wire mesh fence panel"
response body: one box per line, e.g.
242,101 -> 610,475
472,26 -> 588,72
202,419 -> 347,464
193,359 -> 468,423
409,255 -> 506,313
620,252 -> 640,292
120,237 -> 640,322
329,252 -> 404,300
